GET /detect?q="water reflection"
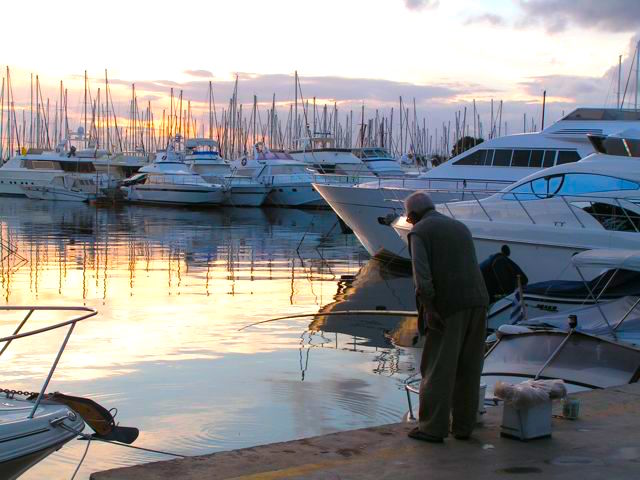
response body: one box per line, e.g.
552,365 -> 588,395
0,198 -> 417,479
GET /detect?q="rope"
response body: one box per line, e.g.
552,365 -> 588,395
70,436 -> 91,480
60,424 -> 186,458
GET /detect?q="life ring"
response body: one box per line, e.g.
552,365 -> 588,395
241,158 -> 247,166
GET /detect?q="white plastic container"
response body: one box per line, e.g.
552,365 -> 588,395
500,400 -> 552,440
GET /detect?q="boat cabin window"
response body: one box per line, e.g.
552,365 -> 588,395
60,161 -> 96,173
572,201 -> 640,232
505,173 -> 640,201
543,150 -> 556,167
233,168 -> 256,177
269,165 -> 309,175
453,148 -> 579,168
24,160 -> 59,170
512,150 -> 531,167
556,151 -> 581,165
492,149 -> 512,166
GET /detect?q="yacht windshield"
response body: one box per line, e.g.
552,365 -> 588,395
504,173 -> 640,200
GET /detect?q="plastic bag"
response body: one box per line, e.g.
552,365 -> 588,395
494,379 -> 566,409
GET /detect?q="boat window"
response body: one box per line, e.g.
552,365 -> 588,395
483,333 -> 565,377
503,174 -> 563,201
529,150 -> 544,168
542,150 -> 556,167
269,165 -> 308,175
556,150 -> 581,165
574,201 -> 640,232
453,150 -> 485,166
485,149 -> 495,165
541,334 -> 640,388
625,138 -> 640,157
493,149 -> 512,167
557,174 -> 639,195
233,168 -> 256,177
60,161 -> 96,173
512,150 -> 531,167
28,160 -> 59,170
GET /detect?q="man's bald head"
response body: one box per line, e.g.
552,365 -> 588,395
404,191 -> 435,224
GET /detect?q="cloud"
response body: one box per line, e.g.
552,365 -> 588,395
403,0 -> 439,11
108,73 -> 465,107
520,33 -> 640,106
464,13 -> 506,27
184,69 -> 214,78
517,0 -> 640,33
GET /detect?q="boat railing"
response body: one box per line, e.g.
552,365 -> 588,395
310,173 -> 514,191
388,189 -> 640,233
0,306 -> 97,418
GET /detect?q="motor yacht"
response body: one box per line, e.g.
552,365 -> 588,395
232,143 -> 325,208
182,138 -> 269,207
0,147 -> 116,200
316,108 -> 640,260
288,135 -> 371,176
121,145 -> 227,206
351,147 -> 407,177
392,129 -> 640,283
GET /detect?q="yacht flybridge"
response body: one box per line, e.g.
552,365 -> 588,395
392,129 -> 640,283
288,136 -> 369,176
316,107 -> 640,260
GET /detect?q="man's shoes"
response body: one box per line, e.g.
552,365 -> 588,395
408,427 -> 443,443
453,434 -> 470,440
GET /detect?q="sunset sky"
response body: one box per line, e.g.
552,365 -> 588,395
3,0 -> 640,133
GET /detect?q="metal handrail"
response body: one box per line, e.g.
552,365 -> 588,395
0,306 -> 97,418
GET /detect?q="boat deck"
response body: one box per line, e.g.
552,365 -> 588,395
91,382 -> 640,479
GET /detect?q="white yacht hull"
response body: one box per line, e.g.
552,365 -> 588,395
226,185 -> 269,207
314,183 -> 491,259
123,184 -> 226,205
0,171 -> 102,198
395,218 -> 640,283
21,185 -> 93,202
265,184 -> 326,208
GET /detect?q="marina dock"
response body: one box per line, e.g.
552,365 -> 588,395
91,383 -> 640,480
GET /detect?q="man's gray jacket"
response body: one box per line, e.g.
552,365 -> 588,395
408,209 -> 489,322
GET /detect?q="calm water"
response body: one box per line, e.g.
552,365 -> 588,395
0,198 -> 419,479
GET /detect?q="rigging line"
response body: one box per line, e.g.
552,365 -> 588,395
70,436 -> 91,480
60,424 -> 186,458
238,309 -> 418,331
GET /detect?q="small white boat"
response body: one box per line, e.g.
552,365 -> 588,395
0,306 -> 95,478
0,306 -> 138,478
121,144 -> 227,206
21,176 -> 96,202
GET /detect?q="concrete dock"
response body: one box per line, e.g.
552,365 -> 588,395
92,383 -> 640,479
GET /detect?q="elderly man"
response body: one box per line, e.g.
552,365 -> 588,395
405,191 -> 489,443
